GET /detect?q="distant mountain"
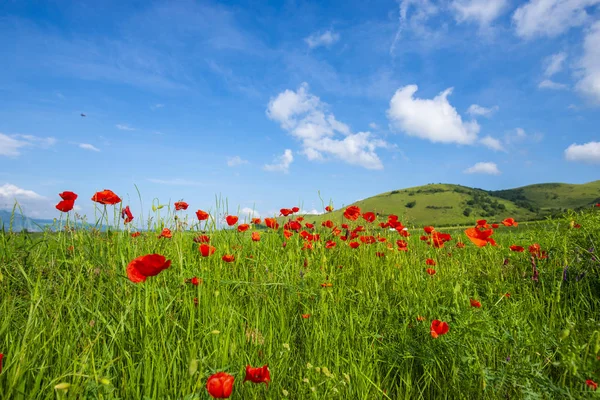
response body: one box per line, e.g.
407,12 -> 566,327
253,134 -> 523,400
0,210 -> 109,232
281,181 -> 600,227
0,210 -> 55,232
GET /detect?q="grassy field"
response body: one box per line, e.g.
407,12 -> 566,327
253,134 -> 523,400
0,204 -> 599,399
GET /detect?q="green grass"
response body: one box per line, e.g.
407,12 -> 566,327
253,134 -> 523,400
0,205 -> 599,399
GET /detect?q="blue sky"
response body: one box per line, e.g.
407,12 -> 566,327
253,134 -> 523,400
0,0 -> 599,223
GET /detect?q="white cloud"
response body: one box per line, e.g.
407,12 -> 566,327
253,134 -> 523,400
451,0 -> 509,25
387,85 -> 480,145
504,127 -> 543,145
538,79 -> 569,90
463,162 -> 501,175
390,0 -> 440,56
543,52 -> 567,77
576,21 -> 600,103
116,124 -> 135,131
512,0 -> 600,39
263,149 -> 293,173
300,209 -> 321,215
0,183 -> 55,218
147,178 -> 204,186
227,156 -> 248,167
369,122 -> 379,129
564,141 -> 600,163
0,183 -> 44,200
479,136 -> 505,151
467,104 -> 498,117
0,133 -> 56,157
305,30 -> 340,49
79,143 -> 100,152
267,83 -> 387,170
240,207 -> 260,218
151,103 -> 164,110
0,133 -> 28,156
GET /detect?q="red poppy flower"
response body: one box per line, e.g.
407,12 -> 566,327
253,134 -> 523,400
237,223 -> 249,232
343,206 -> 361,221
302,314 -> 311,319
470,299 -> 481,308
302,223 -> 313,229
131,232 -> 141,237
0,353 -> 3,374
59,191 -> 78,201
349,241 -> 360,249
528,243 -> 547,258
243,365 -> 271,387
295,216 -> 304,222
430,320 -> 449,338
431,232 -> 452,248
158,228 -> 172,239
56,191 -> 78,212
292,206 -> 300,213
510,245 -> 524,252
476,219 -> 488,227
300,241 -> 312,250
280,208 -> 293,216
586,379 -> 598,391
325,205 -> 333,212
251,232 -> 260,241
222,254 -> 235,263
56,199 -> 75,212
399,229 -> 410,237
194,235 -> 210,243
456,242 -> 465,248
491,223 -> 499,229
265,218 -> 279,229
284,220 -> 301,231
396,239 -> 408,248
465,227 -> 496,247
376,252 -> 385,257
174,201 -> 188,211
251,218 -> 261,224
126,254 -> 172,283
362,212 -> 376,222
199,244 -> 216,257
196,210 -> 210,221
501,218 -> 518,227
325,240 -> 337,249
189,276 -> 202,286
225,215 -> 238,226
424,226 -> 435,234
360,235 -> 376,244
426,258 -> 436,266
206,372 -> 234,399
91,189 -> 121,205
283,229 -> 293,239
426,268 -> 436,276
121,206 -> 134,224
378,222 -> 389,229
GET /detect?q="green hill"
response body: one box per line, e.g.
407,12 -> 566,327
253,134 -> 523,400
488,181 -> 600,211
294,181 -> 600,227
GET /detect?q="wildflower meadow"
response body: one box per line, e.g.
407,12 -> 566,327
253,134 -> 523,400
0,190 -> 599,399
